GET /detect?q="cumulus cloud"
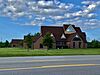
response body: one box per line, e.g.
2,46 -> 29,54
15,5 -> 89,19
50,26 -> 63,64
87,13 -> 96,18
0,0 -> 100,30
81,1 -> 94,5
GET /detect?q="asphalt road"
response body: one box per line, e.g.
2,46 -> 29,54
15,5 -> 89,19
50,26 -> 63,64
0,55 -> 100,75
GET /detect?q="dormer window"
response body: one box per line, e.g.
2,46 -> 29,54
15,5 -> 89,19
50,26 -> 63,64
51,33 -> 54,37
66,25 -> 76,33
61,34 -> 66,39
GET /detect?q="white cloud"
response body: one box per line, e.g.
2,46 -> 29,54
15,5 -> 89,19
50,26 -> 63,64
81,1 -> 94,5
83,1 -> 100,14
58,3 -> 74,10
72,11 -> 83,17
6,5 -> 16,12
83,4 -> 96,14
51,15 -> 65,20
87,13 -> 96,18
38,1 -> 54,7
0,0 -> 100,30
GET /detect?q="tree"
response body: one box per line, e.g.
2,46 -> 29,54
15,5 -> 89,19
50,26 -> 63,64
42,33 -> 54,50
91,40 -> 100,48
87,39 -> 100,48
0,42 -> 4,48
5,40 -> 10,47
19,40 -> 23,48
0,40 -> 10,48
34,32 -> 40,37
24,33 -> 33,51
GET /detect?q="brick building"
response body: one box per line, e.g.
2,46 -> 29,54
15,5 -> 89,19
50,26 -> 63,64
11,39 -> 23,47
33,24 -> 87,49
11,24 -> 87,49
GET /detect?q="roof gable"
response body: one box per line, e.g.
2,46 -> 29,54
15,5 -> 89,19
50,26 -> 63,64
41,26 -> 64,41
61,34 -> 66,39
41,25 -> 86,42
66,25 -> 76,33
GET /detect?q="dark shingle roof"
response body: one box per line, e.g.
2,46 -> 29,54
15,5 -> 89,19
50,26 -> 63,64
41,24 -> 87,43
11,39 -> 23,44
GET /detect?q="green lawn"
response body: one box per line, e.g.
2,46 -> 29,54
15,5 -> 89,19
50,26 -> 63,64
0,48 -> 100,57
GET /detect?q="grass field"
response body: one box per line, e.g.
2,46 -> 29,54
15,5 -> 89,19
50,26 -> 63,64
0,48 -> 100,57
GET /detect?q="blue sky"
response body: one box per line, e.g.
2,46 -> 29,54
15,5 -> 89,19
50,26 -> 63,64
0,0 -> 100,42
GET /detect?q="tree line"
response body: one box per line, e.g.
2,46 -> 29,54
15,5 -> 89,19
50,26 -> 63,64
0,40 -> 11,48
87,39 -> 100,48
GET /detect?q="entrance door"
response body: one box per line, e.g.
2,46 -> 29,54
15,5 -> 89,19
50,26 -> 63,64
73,41 -> 82,48
72,37 -> 82,48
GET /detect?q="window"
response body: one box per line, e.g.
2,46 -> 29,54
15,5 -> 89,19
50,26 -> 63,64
61,34 -> 66,39
66,25 -> 76,32
50,33 -> 54,37
56,42 -> 62,46
75,35 -> 79,38
73,37 -> 81,41
73,34 -> 81,41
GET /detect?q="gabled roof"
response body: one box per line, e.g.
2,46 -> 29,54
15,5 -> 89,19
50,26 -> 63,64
24,34 -> 41,42
11,39 -> 23,44
63,24 -> 75,31
41,26 -> 64,41
41,24 -> 87,43
63,24 -> 82,33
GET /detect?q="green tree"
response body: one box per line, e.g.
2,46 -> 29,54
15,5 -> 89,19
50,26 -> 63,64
5,40 -> 10,47
34,32 -> 40,37
24,33 -> 33,51
91,40 -> 100,48
87,39 -> 100,48
42,33 -> 54,50
19,40 -> 23,48
0,42 -> 3,48
0,40 -> 10,48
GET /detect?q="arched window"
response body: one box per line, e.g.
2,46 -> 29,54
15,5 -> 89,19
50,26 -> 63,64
72,35 -> 82,48
73,35 -> 81,41
73,37 -> 81,41
61,34 -> 66,39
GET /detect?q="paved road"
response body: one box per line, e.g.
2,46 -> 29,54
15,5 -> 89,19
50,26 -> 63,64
0,55 -> 100,75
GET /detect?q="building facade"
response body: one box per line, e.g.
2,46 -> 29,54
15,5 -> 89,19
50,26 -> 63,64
33,24 -> 87,49
11,24 -> 87,49
11,39 -> 23,47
